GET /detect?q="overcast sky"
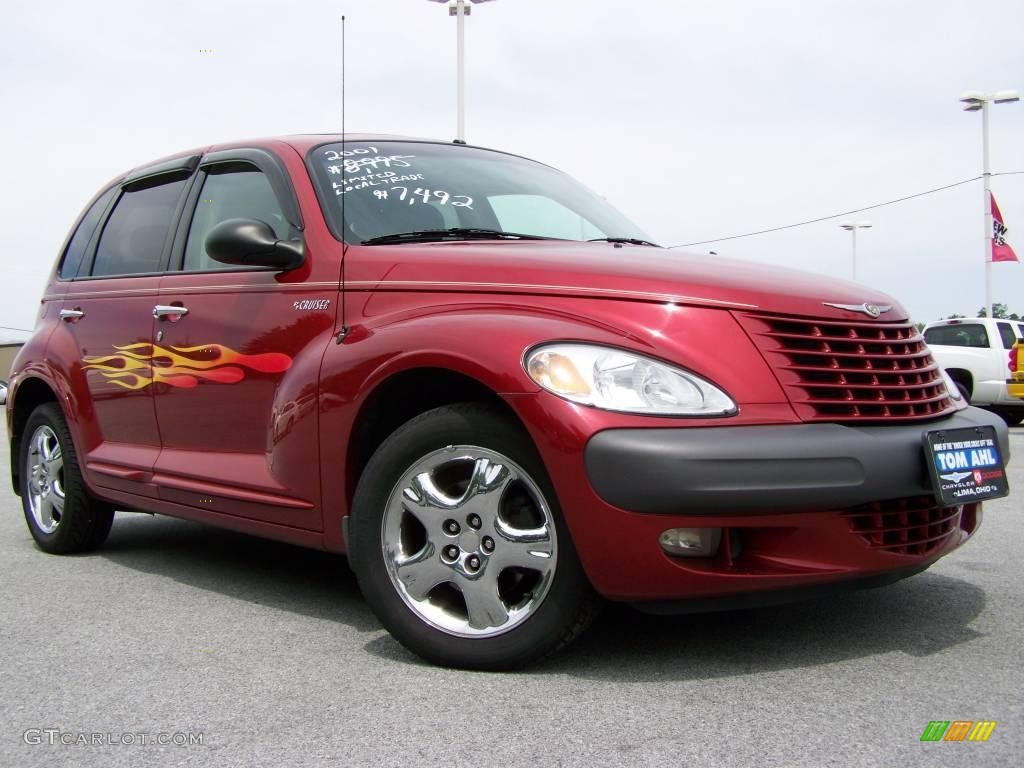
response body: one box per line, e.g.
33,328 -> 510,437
3,0 -> 1023,336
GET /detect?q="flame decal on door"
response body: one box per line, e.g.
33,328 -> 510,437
82,343 -> 292,390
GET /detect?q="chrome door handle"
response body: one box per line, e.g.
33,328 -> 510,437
59,308 -> 85,321
153,305 -> 189,320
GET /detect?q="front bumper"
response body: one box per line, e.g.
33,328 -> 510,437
1008,378 -> 1024,400
508,393 -> 1004,603
585,406 -> 1009,515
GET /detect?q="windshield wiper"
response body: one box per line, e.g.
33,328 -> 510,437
587,237 -> 661,247
362,228 -> 558,245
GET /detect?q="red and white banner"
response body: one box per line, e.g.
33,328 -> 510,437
991,194 -> 1018,263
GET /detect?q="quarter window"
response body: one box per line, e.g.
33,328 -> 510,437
997,322 -> 1018,349
60,187 -> 117,279
92,178 -> 188,277
183,167 -> 290,272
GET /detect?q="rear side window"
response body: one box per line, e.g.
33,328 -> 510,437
997,322 -> 1018,349
923,324 -> 989,348
60,187 -> 117,279
92,178 -> 188,277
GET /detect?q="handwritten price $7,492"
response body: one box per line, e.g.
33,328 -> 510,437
377,187 -> 473,210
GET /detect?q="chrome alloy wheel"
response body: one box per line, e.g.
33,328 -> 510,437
27,425 -> 65,534
381,446 -> 558,638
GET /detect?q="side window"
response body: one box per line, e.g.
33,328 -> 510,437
183,167 -> 290,272
92,178 -> 188,277
488,194 -> 604,240
997,322 -> 1017,349
60,187 -> 117,279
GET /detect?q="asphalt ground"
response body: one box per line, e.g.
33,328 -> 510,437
0,429 -> 1021,768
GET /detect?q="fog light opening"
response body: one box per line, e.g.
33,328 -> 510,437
659,527 -> 722,557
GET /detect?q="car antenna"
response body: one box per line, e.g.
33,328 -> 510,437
336,14 -> 350,345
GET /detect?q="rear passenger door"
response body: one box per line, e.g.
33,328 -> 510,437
55,163 -> 194,498
151,148 -> 337,530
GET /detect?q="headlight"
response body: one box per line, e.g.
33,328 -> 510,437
525,343 -> 736,416
940,368 -> 964,402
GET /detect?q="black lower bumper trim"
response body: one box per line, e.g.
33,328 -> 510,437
585,407 -> 1009,515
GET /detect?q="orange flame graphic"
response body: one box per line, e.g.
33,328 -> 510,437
82,343 -> 292,390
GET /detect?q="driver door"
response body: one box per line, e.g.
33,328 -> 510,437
151,149 -> 338,530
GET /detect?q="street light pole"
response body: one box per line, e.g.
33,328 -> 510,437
982,98 -> 992,320
960,89 -> 1020,319
839,221 -> 872,281
456,0 -> 466,142
429,0 -> 496,143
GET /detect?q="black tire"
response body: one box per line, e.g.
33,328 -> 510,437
956,383 -> 970,403
349,403 -> 600,670
998,409 -> 1024,427
19,403 -> 114,554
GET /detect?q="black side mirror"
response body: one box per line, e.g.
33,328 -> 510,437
205,218 -> 305,271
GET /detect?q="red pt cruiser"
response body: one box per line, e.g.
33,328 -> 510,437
5,135 -> 1011,669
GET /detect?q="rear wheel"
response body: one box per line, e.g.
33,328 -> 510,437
997,409 -> 1024,427
19,403 -> 114,554
349,403 -> 600,670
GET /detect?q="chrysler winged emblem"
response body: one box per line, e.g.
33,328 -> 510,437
822,302 -> 892,319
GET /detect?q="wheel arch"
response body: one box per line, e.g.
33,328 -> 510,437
944,367 -> 974,399
344,365 -> 530,512
9,376 -> 62,496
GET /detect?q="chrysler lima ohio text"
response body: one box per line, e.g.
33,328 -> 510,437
5,135 -> 1011,669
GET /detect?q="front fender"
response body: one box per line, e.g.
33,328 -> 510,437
315,294 -> 791,551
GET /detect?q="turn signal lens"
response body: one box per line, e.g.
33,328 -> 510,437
1010,345 -> 1018,374
526,352 -> 592,398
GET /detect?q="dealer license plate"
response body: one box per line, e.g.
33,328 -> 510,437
924,426 -> 1009,507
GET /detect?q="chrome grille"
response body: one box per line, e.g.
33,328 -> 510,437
739,313 -> 956,422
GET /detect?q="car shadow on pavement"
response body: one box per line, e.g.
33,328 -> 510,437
360,569 -> 989,677
99,512 -> 380,633
533,571 -> 987,682
99,513 -> 988,677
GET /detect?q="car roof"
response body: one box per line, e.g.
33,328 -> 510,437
278,134 -> 448,152
121,134 -> 516,183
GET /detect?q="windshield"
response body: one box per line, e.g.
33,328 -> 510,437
307,141 -> 653,245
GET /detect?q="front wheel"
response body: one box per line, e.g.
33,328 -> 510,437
19,403 -> 114,554
349,403 -> 600,670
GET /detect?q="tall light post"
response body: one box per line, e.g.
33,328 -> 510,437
428,0 -> 497,142
960,89 -> 1020,319
839,221 -> 872,281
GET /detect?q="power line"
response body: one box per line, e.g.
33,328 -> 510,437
0,325 -> 33,334
668,172 -> 1024,248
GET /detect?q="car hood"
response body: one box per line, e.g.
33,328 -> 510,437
349,241 -> 908,321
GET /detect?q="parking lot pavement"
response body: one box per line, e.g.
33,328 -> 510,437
0,431 -> 1021,768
